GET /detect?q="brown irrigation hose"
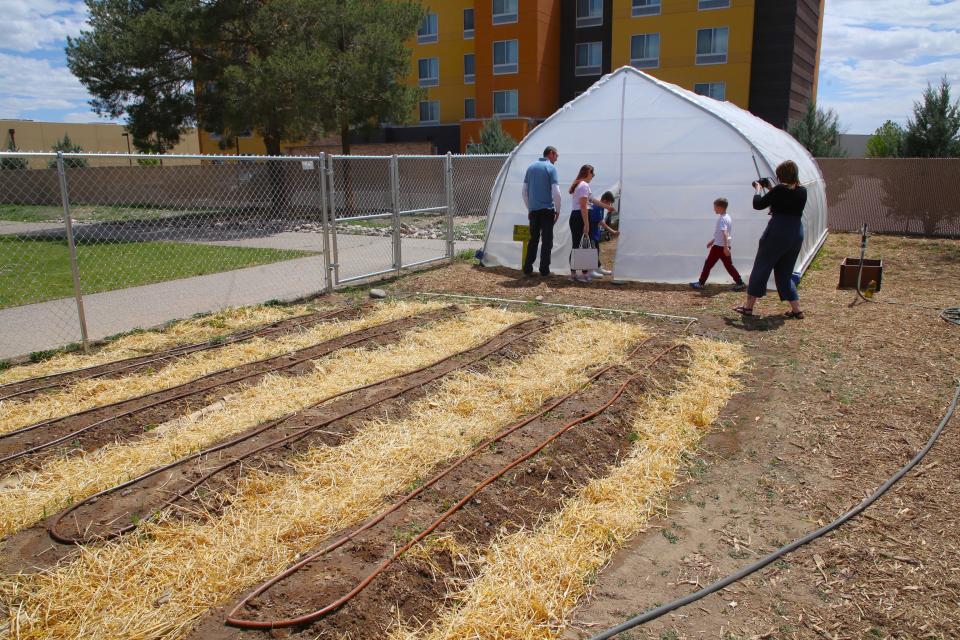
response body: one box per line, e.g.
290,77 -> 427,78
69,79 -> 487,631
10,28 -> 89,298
0,308 -> 458,466
226,338 -> 681,630
48,317 -> 549,545
0,306 -> 356,402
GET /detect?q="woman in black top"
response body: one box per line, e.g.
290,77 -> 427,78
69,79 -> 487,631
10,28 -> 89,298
733,160 -> 807,318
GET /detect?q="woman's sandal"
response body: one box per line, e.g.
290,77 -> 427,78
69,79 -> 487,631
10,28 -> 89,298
784,310 -> 805,319
733,306 -> 754,316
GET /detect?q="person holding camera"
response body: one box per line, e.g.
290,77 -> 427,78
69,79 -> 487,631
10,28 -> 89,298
733,160 -> 806,319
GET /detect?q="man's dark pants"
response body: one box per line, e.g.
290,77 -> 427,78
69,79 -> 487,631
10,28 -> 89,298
523,209 -> 556,275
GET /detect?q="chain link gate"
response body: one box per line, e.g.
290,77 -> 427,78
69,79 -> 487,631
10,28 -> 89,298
0,151 -> 509,360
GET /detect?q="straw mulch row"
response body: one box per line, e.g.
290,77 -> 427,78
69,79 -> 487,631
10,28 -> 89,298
0,306 -> 525,542
0,303 -> 321,386
0,315 -> 645,640
0,300 -> 444,435
187,334 -> 690,640
397,337 -> 746,640
0,305 -> 457,474
3,315 -> 552,575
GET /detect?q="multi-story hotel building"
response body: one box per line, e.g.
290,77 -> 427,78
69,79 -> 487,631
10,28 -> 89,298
197,0 -> 824,155
405,0 -> 824,152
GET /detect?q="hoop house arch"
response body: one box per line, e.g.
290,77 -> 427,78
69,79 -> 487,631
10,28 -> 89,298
481,67 -> 828,284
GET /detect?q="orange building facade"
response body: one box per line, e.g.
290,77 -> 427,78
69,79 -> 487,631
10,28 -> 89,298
399,0 -> 824,153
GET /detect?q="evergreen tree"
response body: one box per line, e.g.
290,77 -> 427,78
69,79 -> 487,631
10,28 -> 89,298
47,134 -> 88,169
469,119 -> 517,154
1,135 -> 27,170
866,120 -> 905,158
903,77 -> 960,158
787,102 -> 846,157
66,0 -> 424,155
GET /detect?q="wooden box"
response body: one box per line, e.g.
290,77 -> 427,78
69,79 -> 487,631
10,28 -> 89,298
838,258 -> 883,291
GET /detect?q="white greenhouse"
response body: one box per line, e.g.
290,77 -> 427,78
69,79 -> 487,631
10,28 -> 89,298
481,66 -> 828,284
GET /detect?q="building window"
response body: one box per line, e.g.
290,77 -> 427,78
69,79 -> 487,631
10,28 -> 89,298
464,98 -> 476,119
632,0 -> 661,16
699,0 -> 731,9
576,0 -> 603,28
464,53 -> 476,84
419,100 -> 440,124
418,57 -> 439,87
696,27 -> 729,64
463,8 -> 475,38
493,39 -> 519,74
493,90 -> 518,117
493,0 -> 518,25
417,13 -> 438,44
630,33 -> 660,69
575,42 -> 602,76
694,82 -> 726,101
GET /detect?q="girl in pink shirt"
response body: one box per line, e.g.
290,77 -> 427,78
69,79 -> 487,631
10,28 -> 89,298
568,164 -> 614,282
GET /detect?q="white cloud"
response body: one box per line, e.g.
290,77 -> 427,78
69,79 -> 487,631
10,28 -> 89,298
0,52 -> 92,117
0,0 -> 88,52
818,0 -> 960,134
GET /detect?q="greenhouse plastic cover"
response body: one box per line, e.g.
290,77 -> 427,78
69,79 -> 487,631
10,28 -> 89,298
481,67 -> 828,284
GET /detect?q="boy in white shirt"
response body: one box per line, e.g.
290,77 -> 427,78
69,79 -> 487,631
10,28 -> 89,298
690,197 -> 747,291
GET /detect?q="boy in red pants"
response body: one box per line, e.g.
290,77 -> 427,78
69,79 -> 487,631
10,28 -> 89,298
690,197 -> 747,291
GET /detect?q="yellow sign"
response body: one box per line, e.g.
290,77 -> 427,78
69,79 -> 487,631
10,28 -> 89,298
513,224 -> 530,267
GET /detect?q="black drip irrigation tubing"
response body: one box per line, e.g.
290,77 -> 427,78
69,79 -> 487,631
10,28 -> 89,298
0,307 -> 460,466
48,317 -> 550,545
589,225 -> 960,639
225,337 -> 678,629
0,306 -> 357,402
589,378 -> 960,640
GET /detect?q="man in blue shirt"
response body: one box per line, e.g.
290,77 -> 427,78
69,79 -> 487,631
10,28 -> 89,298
521,146 -> 562,276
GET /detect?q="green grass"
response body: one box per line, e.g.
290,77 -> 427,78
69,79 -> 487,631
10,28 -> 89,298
0,204 -> 222,223
0,238 -> 313,308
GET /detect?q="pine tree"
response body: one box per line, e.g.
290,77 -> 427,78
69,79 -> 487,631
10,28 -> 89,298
1,135 -> 27,170
469,119 -> 517,154
47,134 -> 88,169
866,120 -> 905,158
903,77 -> 960,158
787,102 -> 846,157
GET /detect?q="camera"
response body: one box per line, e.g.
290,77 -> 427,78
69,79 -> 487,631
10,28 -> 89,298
753,177 -> 772,189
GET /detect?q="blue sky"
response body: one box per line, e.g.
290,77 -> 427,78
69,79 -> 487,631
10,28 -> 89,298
1,0 -> 958,135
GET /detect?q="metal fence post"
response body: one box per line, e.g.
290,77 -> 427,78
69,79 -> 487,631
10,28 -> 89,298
316,154 -> 334,294
327,155 -> 341,287
56,152 -> 90,352
445,152 -> 455,261
391,155 -> 402,276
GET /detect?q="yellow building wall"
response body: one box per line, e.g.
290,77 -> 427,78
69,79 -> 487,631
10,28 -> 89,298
2,120 -> 201,167
406,1 -> 477,124
610,0 -> 755,108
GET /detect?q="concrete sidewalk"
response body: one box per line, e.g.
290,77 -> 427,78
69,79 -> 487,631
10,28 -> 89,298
0,235 -> 480,359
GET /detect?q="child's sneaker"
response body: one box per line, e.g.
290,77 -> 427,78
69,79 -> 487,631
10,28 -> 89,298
598,267 -> 613,275
689,281 -> 704,290
731,281 -> 747,292
576,273 -> 593,283
590,270 -> 605,278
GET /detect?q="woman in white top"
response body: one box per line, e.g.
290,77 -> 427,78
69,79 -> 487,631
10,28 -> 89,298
568,164 -> 614,282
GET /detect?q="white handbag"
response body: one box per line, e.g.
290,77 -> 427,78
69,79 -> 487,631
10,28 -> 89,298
571,234 -> 598,271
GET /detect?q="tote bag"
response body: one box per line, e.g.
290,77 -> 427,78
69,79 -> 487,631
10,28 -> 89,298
571,234 -> 598,271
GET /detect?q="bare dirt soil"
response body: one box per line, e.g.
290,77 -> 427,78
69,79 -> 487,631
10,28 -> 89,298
391,232 -> 960,640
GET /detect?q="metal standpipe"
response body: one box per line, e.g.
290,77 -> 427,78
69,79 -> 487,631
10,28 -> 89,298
56,152 -> 90,352
390,155 -> 402,277
445,152 -> 455,261
327,154 -> 341,287
316,154 -> 333,294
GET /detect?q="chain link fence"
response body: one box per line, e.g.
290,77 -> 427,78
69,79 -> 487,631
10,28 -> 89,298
3,151 -> 958,359
0,152 -> 507,360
